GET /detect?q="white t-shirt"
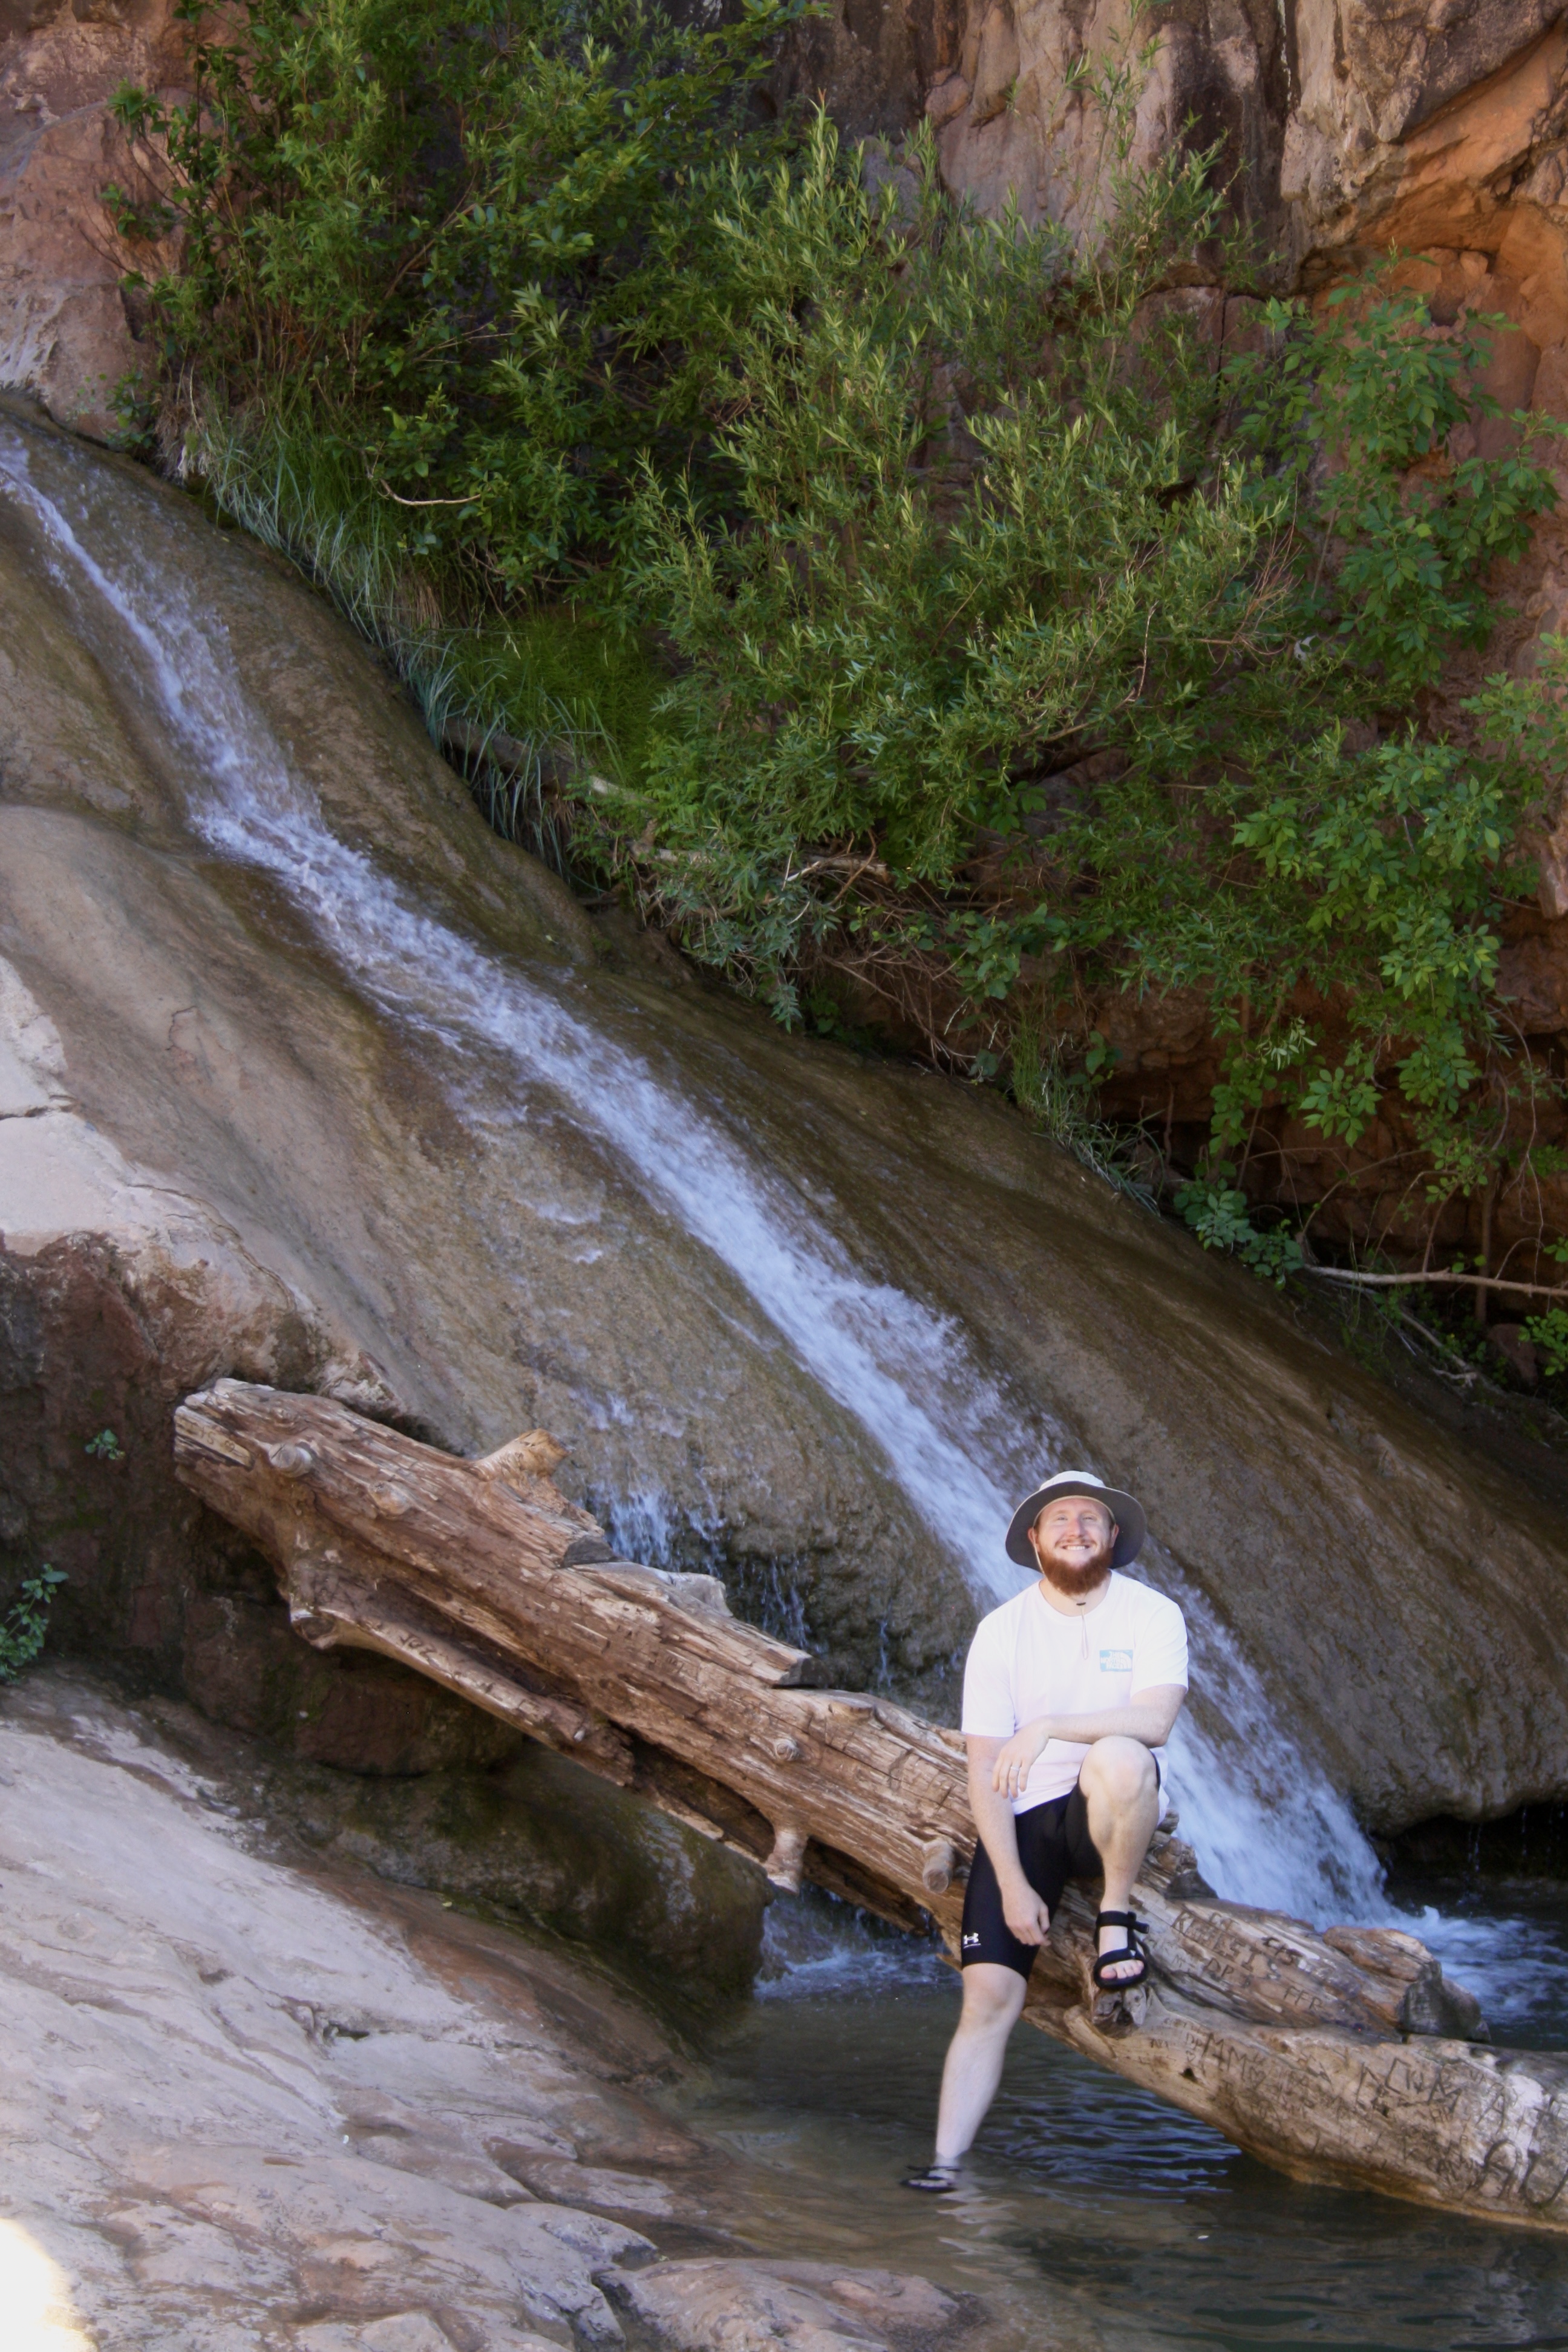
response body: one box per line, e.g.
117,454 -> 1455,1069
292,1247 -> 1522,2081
961,1573 -> 1189,1812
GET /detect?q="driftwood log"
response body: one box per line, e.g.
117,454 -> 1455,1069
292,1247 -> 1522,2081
174,1381 -> 1568,2234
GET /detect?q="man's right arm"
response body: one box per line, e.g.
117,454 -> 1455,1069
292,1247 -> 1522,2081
967,1735 -> 1051,1945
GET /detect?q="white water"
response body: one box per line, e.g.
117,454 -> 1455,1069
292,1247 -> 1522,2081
0,419 -> 1402,1928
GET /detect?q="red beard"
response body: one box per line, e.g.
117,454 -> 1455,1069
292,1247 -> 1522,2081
1034,1542 -> 1114,1597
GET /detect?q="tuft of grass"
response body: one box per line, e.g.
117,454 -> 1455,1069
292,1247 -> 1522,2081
1010,1019 -> 1157,1208
195,406 -> 659,868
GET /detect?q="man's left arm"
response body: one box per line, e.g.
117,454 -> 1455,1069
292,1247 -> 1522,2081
992,1687 -> 1185,1800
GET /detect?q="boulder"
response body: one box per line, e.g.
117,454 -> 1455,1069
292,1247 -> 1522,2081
611,2261 -> 990,2352
0,1669 -> 675,2350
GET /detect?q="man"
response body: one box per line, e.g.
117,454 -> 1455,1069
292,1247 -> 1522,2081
903,1469 -> 1187,2194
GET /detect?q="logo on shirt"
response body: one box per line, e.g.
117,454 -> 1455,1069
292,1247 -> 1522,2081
962,1932 -> 981,1948
1099,1648 -> 1134,1672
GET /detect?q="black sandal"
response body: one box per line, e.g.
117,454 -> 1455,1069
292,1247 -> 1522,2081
902,2161 -> 961,2193
1091,1909 -> 1149,1990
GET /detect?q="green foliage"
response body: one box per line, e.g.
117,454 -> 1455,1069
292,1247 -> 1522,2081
84,1428 -> 126,1462
618,212 -> 1558,1154
0,1567 -> 67,1682
111,0 -> 802,598
198,403 -> 658,855
607,111 -> 1249,1010
108,0 -> 1568,1267
1233,284 -> 1558,697
1524,1307 -> 1568,1382
1173,1172 -> 1304,1285
1011,1019 -> 1154,1203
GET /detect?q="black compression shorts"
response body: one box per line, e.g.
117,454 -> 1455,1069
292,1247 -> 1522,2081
958,1754 -> 1162,1979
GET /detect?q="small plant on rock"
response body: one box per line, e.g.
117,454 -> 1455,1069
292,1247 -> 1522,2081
0,1568 -> 67,1683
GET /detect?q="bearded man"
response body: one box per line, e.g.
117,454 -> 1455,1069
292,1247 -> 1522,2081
903,1469 -> 1188,2194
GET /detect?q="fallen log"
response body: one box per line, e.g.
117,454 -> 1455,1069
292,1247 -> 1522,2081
174,1380 -> 1568,2234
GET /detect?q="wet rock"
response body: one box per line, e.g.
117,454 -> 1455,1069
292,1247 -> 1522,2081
238,1734 -> 769,2005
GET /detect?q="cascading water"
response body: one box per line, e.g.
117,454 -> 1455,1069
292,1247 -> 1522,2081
0,416 -> 1413,1929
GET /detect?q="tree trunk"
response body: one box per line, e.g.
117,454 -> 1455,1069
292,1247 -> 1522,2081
174,1381 -> 1568,2235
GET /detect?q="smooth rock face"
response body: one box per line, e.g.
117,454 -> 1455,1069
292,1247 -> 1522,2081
192,1708 -> 770,2004
0,1670 -> 671,2350
930,0 -> 1287,250
0,1669 -> 978,2352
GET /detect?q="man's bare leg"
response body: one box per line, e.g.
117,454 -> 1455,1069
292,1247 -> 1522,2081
915,1743 -> 1159,2183
930,1962 -> 1028,2166
1079,1735 -> 1160,1982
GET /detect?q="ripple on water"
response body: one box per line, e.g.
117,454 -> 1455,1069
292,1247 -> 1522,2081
682,1889 -> 1568,2352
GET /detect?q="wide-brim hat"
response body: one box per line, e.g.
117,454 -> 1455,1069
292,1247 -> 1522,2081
1005,1469 -> 1147,1569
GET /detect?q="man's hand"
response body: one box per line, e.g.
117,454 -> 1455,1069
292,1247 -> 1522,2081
991,1717 -> 1050,1800
967,1733 -> 1047,1947
1001,1877 -> 1051,1945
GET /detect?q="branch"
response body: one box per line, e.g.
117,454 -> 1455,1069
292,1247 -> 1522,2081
1302,1265 -> 1568,1302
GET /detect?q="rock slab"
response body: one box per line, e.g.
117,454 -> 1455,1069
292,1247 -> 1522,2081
0,1670 -> 985,2352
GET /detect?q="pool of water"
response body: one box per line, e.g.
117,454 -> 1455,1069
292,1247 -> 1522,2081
670,1889 -> 1568,2352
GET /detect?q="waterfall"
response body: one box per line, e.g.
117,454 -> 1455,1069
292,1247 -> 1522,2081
1,417 -> 1399,1927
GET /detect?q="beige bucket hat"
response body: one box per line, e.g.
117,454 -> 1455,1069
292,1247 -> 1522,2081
1005,1468 -> 1148,1569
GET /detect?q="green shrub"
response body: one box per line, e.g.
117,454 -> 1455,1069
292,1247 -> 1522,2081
0,1568 -> 67,1682
1524,1307 -> 1568,1382
616,190 -> 1557,1151
110,0 -> 802,598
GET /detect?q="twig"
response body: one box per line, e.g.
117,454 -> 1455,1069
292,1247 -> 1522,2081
1301,1266 -> 1567,1303
370,483 -> 480,508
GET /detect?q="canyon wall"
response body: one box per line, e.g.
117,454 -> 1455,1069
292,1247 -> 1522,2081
11,2 -> 1568,459
0,0 -> 180,437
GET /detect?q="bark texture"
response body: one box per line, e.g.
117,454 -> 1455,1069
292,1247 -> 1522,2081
174,1379 -> 1568,2236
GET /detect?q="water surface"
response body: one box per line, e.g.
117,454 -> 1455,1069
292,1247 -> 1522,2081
671,1891 -> 1568,2352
